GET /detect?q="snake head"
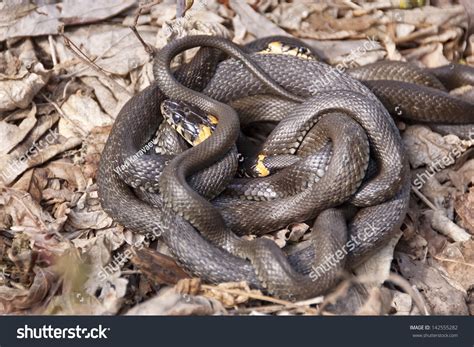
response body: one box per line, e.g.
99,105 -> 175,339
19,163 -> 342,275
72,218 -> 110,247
259,41 -> 316,60
161,99 -> 218,146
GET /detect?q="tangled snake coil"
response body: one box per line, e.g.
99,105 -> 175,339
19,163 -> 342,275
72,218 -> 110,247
98,35 -> 474,300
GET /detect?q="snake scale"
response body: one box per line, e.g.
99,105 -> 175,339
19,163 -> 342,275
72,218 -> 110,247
97,35 -> 474,300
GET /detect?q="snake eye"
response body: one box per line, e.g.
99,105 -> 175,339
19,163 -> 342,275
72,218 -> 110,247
172,113 -> 181,124
183,121 -> 197,134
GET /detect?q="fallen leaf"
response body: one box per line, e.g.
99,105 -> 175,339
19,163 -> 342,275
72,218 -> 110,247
0,104 -> 37,154
55,25 -> 155,77
59,92 -> 113,137
0,72 -> 47,112
125,287 -> 227,315
0,4 -> 61,41
0,136 -> 82,186
455,187 -> 474,234
228,0 -> 289,38
0,187 -> 64,235
202,281 -> 263,308
0,267 -> 55,313
61,0 -> 136,25
403,125 -> 465,169
396,252 -> 469,314
355,287 -> 392,315
81,125 -> 111,181
390,290 -> 416,315
131,247 -> 190,286
434,240 -> 474,291
448,159 -> 474,192
355,231 -> 403,284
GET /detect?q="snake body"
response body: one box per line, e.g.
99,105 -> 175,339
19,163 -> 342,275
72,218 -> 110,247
98,35 -> 474,299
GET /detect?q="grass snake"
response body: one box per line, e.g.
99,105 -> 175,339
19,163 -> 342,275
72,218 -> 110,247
97,35 -> 474,300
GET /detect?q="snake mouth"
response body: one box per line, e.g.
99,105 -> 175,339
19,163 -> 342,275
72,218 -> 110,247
161,99 -> 218,146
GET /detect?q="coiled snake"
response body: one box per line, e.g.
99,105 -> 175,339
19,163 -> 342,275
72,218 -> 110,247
97,35 -> 474,300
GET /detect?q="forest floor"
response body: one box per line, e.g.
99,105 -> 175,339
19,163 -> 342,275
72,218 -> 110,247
0,0 -> 473,315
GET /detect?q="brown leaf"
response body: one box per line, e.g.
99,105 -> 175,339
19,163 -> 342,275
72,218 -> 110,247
61,0 -> 136,25
201,281 -> 263,308
82,126 -> 111,181
0,4 -> 61,41
0,72 -> 49,112
0,104 -> 37,154
0,267 -> 55,313
448,159 -> 474,192
396,252 -> 469,314
131,247 -> 190,286
229,0 -> 289,38
402,125 -> 464,169
455,187 -> 474,234
0,134 -> 82,186
0,188 -> 69,253
125,287 -> 227,315
0,187 -> 63,234
59,92 -> 114,137
355,287 -> 392,315
12,168 -> 49,202
435,241 -> 474,291
44,161 -> 88,191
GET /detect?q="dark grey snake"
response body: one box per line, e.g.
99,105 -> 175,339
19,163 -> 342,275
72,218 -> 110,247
97,35 -> 474,300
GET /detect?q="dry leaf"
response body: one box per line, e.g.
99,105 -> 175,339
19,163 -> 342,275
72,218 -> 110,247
448,159 -> 474,192
125,287 -> 227,315
0,72 -> 47,112
355,287 -> 392,315
455,187 -> 474,234
0,136 -> 82,185
0,187 -> 64,235
55,25 -> 155,77
61,0 -> 136,25
403,125 -> 465,169
435,241 -> 474,291
228,0 -> 289,38
0,4 -> 61,41
390,290 -> 415,315
131,247 -> 190,286
355,231 -> 403,284
202,281 -> 263,308
396,252 -> 469,315
0,104 -> 37,154
0,267 -> 55,313
59,92 -> 113,137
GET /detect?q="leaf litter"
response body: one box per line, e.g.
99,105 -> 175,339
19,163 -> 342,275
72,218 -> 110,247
0,0 -> 473,316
